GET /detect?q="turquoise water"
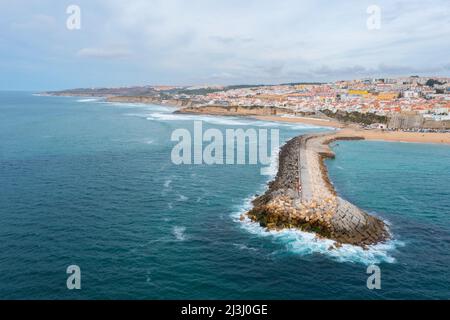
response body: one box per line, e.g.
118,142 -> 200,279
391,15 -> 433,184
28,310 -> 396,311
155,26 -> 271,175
0,92 -> 449,299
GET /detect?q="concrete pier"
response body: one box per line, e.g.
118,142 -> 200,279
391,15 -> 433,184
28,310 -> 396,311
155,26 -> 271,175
247,132 -> 390,247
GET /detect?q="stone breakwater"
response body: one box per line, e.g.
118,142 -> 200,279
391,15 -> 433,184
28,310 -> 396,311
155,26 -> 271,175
246,133 -> 390,247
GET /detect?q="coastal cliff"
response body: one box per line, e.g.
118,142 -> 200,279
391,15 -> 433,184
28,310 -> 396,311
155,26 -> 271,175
247,132 -> 390,247
106,96 -> 195,108
176,105 -> 299,117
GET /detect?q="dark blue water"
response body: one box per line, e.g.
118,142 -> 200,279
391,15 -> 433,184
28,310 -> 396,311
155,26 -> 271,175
0,92 -> 449,299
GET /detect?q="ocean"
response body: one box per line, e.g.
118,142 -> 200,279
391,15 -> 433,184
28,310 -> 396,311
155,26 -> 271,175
0,91 -> 449,299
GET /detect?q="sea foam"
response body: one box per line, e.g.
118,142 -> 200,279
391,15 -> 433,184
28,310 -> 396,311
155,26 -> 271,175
145,111 -> 330,130
102,101 -> 174,113
232,198 -> 403,265
231,134 -> 402,265
172,226 -> 187,241
77,98 -> 101,103
146,113 -> 251,126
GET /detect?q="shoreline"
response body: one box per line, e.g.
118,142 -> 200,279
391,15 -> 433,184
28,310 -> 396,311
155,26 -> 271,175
174,105 -> 450,145
252,115 -> 450,145
253,115 -> 344,128
45,94 -> 450,145
181,110 -> 450,145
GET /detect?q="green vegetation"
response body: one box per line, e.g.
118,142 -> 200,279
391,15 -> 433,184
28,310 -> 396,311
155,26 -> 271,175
175,88 -> 225,95
280,82 -> 325,86
322,110 -> 388,125
173,84 -> 267,96
426,79 -> 444,87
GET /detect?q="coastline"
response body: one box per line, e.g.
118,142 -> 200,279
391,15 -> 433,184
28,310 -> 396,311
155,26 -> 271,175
253,115 -> 450,145
253,115 -> 344,128
339,128 -> 450,145
46,93 -> 449,144
106,96 -> 193,108
46,94 -> 450,145
178,110 -> 450,145
175,105 -> 450,145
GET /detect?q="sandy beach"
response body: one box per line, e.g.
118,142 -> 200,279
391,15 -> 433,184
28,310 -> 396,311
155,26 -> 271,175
254,115 -> 344,128
253,115 -> 450,145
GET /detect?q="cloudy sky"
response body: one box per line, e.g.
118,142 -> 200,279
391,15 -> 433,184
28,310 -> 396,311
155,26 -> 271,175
1,0 -> 449,90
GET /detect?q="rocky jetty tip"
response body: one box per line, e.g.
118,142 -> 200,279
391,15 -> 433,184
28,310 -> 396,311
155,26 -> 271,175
246,132 -> 390,248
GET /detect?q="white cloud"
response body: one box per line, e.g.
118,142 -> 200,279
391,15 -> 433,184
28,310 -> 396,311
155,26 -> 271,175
1,0 -> 450,88
91,0 -> 450,82
76,47 -> 132,59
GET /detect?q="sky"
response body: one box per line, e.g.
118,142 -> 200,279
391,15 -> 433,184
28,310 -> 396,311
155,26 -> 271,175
0,0 -> 449,90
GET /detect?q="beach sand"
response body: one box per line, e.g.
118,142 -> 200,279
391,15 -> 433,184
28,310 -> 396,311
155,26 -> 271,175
254,115 -> 344,128
254,115 -> 450,145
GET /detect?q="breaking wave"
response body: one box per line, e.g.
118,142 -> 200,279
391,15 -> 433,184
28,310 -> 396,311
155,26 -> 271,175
172,226 -> 187,241
232,196 -> 403,265
77,98 -> 101,103
145,111 -> 330,130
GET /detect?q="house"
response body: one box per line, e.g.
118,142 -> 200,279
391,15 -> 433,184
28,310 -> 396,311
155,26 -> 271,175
370,123 -> 387,129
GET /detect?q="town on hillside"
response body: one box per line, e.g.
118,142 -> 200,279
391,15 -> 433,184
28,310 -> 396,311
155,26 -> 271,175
48,76 -> 450,131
